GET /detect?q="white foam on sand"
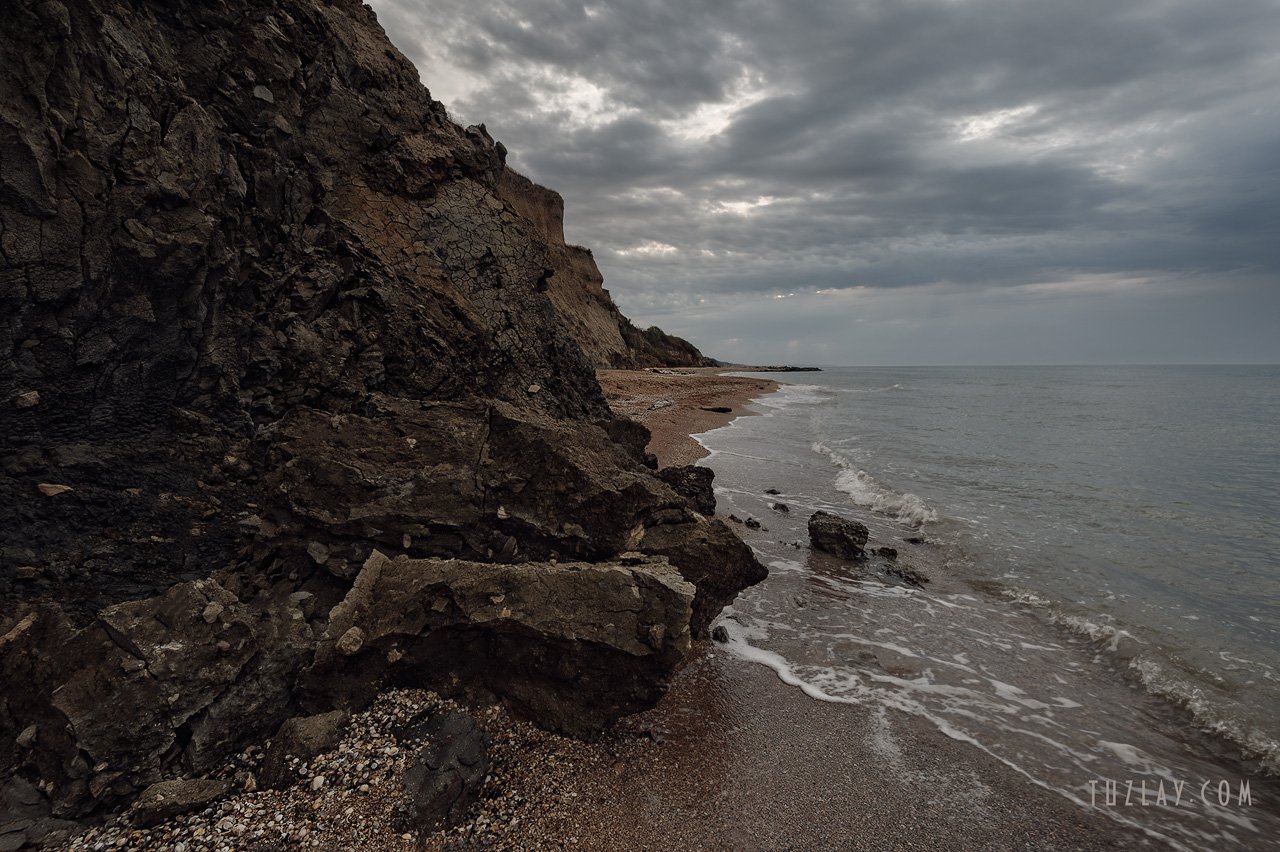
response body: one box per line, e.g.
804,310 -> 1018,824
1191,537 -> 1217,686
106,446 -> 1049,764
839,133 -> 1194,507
716,620 -> 1196,852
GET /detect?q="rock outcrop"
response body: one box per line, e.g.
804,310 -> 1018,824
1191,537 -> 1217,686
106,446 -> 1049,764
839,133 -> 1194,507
657,465 -> 716,517
0,0 -> 765,828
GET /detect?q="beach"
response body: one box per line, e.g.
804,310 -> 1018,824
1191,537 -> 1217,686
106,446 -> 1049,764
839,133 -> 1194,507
596,368 -> 779,466
58,368 -> 1257,851
510,368 -> 1149,850
446,367 -> 1147,850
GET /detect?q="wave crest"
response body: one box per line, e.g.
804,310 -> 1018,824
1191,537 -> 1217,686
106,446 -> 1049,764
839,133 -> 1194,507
812,440 -> 938,527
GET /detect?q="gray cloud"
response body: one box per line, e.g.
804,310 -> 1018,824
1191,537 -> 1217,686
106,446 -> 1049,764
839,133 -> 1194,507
369,0 -> 1280,364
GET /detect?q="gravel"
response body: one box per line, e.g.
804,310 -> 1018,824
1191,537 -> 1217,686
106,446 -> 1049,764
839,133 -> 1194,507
54,689 -> 658,851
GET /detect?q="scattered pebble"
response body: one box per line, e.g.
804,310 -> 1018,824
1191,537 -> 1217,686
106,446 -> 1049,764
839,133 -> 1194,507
54,688 -> 662,851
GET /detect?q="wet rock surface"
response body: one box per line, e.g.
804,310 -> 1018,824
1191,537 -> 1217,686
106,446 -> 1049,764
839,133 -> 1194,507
807,511 -> 869,560
0,0 -> 766,833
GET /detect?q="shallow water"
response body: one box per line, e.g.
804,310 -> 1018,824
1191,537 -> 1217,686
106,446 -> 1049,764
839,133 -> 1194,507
701,366 -> 1280,850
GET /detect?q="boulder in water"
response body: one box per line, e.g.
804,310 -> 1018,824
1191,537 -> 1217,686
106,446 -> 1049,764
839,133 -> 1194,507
808,511 -> 868,560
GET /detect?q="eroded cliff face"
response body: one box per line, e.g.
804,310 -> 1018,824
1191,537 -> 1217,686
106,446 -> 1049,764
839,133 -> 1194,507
0,0 -> 763,825
495,169 -> 715,369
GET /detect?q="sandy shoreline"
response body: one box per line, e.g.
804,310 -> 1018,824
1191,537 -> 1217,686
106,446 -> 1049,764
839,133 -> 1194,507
597,367 -> 778,467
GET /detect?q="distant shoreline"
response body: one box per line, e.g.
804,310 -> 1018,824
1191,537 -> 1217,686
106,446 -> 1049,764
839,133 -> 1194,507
596,367 -> 780,466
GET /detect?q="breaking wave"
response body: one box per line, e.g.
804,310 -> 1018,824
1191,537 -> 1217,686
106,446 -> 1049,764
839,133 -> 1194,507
812,440 -> 938,527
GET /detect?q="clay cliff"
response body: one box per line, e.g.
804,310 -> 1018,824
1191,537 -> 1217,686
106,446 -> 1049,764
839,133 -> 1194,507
0,0 -> 763,833
495,169 -> 715,369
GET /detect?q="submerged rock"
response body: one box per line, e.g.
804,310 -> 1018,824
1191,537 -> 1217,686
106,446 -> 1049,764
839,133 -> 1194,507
886,564 -> 930,588
808,511 -> 869,560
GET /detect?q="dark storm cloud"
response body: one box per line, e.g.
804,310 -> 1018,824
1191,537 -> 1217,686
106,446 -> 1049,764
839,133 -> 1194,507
368,0 -> 1280,363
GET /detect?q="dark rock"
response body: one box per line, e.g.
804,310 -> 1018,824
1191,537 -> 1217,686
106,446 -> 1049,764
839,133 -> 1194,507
764,488 -> 781,495
770,502 -> 790,513
728,514 -> 743,524
657,465 -> 716,516
302,551 -> 696,737
808,511 -> 869,560
710,625 -> 730,643
0,829 -> 25,852
259,710 -> 350,789
744,517 -> 762,530
0,777 -> 44,822
400,711 -> 488,831
130,779 -> 232,828
886,565 -> 929,588
874,546 -> 898,560
30,820 -> 78,848
0,0 -> 767,825
904,536 -> 925,545
699,406 -> 732,413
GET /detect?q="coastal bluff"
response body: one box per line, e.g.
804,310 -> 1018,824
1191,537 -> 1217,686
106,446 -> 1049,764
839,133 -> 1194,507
0,0 -> 764,835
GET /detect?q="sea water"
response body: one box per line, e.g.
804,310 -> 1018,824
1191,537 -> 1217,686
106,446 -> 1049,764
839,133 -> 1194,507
700,365 -> 1280,850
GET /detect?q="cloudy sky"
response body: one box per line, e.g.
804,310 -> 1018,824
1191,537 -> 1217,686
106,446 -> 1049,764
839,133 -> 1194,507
368,0 -> 1279,365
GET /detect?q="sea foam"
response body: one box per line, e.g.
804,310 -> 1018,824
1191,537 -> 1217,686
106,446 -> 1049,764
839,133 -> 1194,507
812,440 -> 938,526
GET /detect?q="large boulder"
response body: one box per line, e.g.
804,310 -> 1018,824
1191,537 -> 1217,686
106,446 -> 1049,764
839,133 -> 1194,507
1,580 -> 313,816
0,550 -> 695,816
808,511 -> 869,560
635,517 -> 767,636
303,551 -> 695,737
250,401 -> 765,638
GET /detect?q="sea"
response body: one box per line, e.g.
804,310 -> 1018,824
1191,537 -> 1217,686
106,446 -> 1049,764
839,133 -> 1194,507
700,365 -> 1280,850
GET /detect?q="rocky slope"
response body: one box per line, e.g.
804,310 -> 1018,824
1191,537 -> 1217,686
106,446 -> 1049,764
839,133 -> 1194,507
0,0 -> 763,835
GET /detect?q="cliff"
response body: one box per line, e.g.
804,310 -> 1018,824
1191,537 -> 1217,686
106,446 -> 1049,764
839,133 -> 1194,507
495,169 -> 715,369
0,0 -> 763,835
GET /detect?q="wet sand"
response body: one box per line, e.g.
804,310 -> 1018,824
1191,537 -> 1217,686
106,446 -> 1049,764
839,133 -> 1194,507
516,652 -> 1144,851
597,368 -> 778,466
